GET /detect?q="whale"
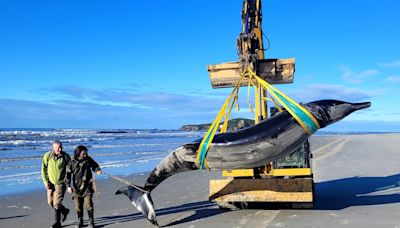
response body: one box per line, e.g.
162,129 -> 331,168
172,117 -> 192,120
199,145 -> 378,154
116,99 -> 371,226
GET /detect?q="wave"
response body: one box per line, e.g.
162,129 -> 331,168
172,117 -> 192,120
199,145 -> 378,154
90,142 -> 182,149
0,128 -> 201,195
0,154 -> 163,181
0,150 -> 168,163
0,171 -> 41,180
0,128 -> 201,137
0,137 -> 114,147
99,155 -> 162,166
100,163 -> 130,168
94,150 -> 167,157
0,156 -> 43,162
0,164 -> 38,170
0,128 -> 201,149
0,148 -> 12,151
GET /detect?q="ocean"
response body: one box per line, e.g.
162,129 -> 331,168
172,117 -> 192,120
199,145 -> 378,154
0,128 -> 203,196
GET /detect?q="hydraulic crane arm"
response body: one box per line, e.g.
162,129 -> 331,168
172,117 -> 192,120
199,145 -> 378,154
237,0 -> 264,72
207,0 -> 295,90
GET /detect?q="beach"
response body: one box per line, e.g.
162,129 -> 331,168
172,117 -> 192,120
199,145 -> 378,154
1,134 -> 400,227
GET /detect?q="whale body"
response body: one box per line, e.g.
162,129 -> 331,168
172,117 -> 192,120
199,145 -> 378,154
116,99 -> 371,226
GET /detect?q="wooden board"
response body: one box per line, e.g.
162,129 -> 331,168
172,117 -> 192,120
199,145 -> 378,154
208,58 -> 295,88
209,178 -> 313,203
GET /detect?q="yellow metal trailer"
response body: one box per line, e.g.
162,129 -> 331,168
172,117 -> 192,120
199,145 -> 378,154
209,141 -> 314,209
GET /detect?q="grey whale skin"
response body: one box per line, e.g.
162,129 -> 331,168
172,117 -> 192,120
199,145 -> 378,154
116,99 -> 371,226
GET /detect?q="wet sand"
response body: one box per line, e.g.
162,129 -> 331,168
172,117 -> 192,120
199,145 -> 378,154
1,134 -> 400,227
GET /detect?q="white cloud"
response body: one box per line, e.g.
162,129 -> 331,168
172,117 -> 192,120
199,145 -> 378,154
17,83 -> 382,128
339,65 -> 379,84
47,85 -> 225,113
387,76 -> 400,83
0,98 -> 221,129
287,83 -> 373,103
379,60 -> 400,68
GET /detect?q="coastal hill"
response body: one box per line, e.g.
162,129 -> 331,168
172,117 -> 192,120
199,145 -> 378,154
179,118 -> 255,131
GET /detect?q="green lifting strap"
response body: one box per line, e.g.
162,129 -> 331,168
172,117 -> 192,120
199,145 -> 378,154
248,68 -> 320,135
197,124 -> 216,169
195,69 -> 246,169
274,92 -> 319,134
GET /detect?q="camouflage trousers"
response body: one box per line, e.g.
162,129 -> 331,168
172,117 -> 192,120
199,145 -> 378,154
73,194 -> 94,213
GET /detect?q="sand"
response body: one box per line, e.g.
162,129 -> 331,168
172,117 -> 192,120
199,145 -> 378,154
1,134 -> 400,227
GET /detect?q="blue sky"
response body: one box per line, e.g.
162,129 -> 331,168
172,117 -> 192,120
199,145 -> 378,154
0,0 -> 399,131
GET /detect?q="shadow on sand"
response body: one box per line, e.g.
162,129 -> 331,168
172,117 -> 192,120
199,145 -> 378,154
92,200 -> 224,227
315,173 -> 400,209
0,215 -> 28,220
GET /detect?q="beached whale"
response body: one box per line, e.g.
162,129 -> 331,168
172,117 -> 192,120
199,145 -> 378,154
116,99 -> 371,226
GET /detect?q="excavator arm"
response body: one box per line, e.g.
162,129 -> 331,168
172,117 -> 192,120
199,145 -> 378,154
237,0 -> 264,71
207,0 -> 295,91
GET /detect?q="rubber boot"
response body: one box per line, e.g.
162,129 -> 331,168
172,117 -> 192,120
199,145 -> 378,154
60,205 -> 70,222
75,211 -> 84,228
51,208 -> 61,228
88,210 -> 95,228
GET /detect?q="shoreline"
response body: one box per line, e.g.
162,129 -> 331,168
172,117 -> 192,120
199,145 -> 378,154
0,171 -> 151,198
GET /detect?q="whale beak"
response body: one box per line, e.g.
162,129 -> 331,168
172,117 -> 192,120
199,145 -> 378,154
351,102 -> 371,111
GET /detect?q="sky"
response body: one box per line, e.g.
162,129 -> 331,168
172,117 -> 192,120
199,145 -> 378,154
0,0 -> 399,131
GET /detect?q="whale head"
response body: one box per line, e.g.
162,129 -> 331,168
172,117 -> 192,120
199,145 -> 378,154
305,100 -> 371,128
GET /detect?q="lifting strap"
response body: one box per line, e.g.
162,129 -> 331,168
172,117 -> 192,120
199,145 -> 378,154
195,67 -> 320,169
247,68 -> 320,135
195,69 -> 246,169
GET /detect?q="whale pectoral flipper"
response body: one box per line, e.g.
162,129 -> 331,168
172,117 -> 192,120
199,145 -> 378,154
115,186 -> 158,227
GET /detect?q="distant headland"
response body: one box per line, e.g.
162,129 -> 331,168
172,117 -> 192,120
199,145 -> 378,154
179,118 -> 255,131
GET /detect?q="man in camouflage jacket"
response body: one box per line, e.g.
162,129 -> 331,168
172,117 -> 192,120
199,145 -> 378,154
65,145 -> 101,228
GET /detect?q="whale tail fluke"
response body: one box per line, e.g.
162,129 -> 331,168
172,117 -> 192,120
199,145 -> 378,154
115,185 -> 159,227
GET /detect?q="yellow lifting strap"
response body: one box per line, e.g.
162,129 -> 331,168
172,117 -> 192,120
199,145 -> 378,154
195,67 -> 320,169
195,69 -> 247,169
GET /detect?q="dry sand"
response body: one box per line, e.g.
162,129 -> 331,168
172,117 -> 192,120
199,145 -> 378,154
1,134 -> 400,227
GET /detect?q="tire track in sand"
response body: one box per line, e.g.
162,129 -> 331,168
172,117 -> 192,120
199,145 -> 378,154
311,138 -> 344,155
312,138 -> 349,170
